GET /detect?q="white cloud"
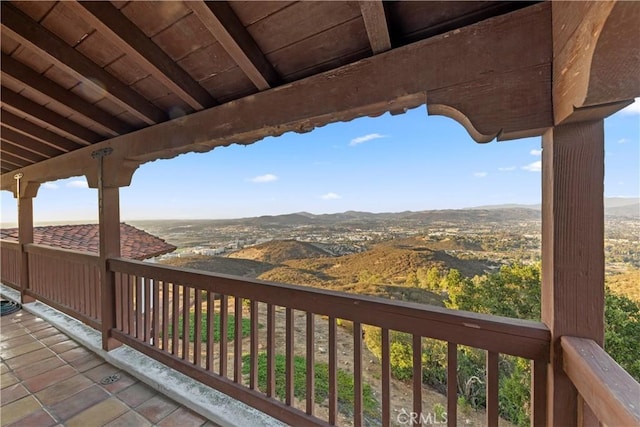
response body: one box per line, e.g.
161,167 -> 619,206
620,98 -> 640,115
530,149 -> 542,156
473,172 -> 488,178
66,180 -> 88,188
617,138 -> 630,144
498,166 -> 516,172
43,182 -> 59,190
249,174 -> 278,183
320,192 -> 341,200
522,160 -> 542,172
349,133 -> 386,146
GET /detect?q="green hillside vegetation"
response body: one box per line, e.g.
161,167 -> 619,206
606,269 -> 640,302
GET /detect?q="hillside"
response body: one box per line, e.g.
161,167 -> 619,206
160,255 -> 273,277
227,239 -> 331,264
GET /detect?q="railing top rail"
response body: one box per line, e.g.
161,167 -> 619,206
562,336 -> 640,427
110,257 -> 550,361
25,243 -> 100,266
0,239 -> 20,249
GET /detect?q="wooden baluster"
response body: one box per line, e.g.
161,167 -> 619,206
182,285 -> 190,361
127,275 -> 135,336
114,272 -> 121,331
382,328 -> 390,427
94,266 -> 101,321
234,296 -> 243,383
220,295 -> 228,378
194,288 -> 202,366
354,321 -> 363,427
306,312 -> 315,416
82,265 -> 88,319
172,283 -> 179,355
447,342 -> 458,427
136,276 -> 143,339
285,307 -> 294,406
250,300 -> 258,390
144,277 -> 151,343
152,280 -> 160,348
532,359 -> 548,427
486,351 -> 499,426
162,281 -> 169,351
266,303 -> 276,398
206,291 -> 214,371
413,335 -> 422,426
329,317 -> 337,425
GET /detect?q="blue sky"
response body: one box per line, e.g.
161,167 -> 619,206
1,101 -> 638,224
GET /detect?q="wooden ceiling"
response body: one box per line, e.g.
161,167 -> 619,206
0,1 -> 536,177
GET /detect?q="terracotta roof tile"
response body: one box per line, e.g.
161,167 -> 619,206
0,223 -> 176,260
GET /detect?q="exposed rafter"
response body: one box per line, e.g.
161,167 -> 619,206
187,1 -> 279,90
0,140 -> 48,163
1,3 -> 554,190
1,86 -> 100,145
72,1 -> 216,111
1,54 -> 132,136
1,126 -> 65,159
1,110 -> 84,153
1,2 -> 167,125
1,152 -> 32,168
360,1 -> 391,54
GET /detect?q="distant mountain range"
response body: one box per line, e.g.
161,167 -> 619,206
471,197 -> 639,218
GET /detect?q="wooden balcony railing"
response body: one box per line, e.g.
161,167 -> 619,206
561,336 -> 640,427
0,240 -> 20,289
109,257 -> 551,427
3,243 -> 639,427
25,243 -> 101,329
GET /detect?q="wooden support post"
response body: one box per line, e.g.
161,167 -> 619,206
96,148 -> 123,351
541,120 -> 605,426
15,175 -> 39,304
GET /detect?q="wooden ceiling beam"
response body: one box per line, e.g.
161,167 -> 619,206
72,1 -> 216,110
1,3 -> 553,190
360,1 -> 391,54
1,86 -> 101,145
0,139 -> 48,163
1,152 -> 33,168
187,1 -> 279,90
1,110 -> 84,153
1,53 -> 132,136
0,126 -> 65,158
1,2 -> 167,125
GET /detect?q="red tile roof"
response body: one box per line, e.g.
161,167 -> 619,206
0,223 -> 176,260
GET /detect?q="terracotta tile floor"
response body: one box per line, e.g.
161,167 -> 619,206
1,310 -> 219,427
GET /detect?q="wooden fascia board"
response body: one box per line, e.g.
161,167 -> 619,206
187,1 -> 279,90
360,1 -> 391,54
1,2 -> 167,125
1,53 -> 132,136
1,3 -> 552,190
1,86 -> 100,145
552,1 -> 640,124
73,1 -> 216,110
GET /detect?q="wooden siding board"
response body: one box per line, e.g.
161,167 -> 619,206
119,1 -> 191,38
105,54 -> 150,86
40,2 -> 94,47
229,1 -> 295,27
266,17 -> 369,79
151,13 -> 216,62
199,67 -> 256,102
75,31 -> 124,69
10,1 -> 56,23
246,1 -> 362,54
177,43 -> 236,83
